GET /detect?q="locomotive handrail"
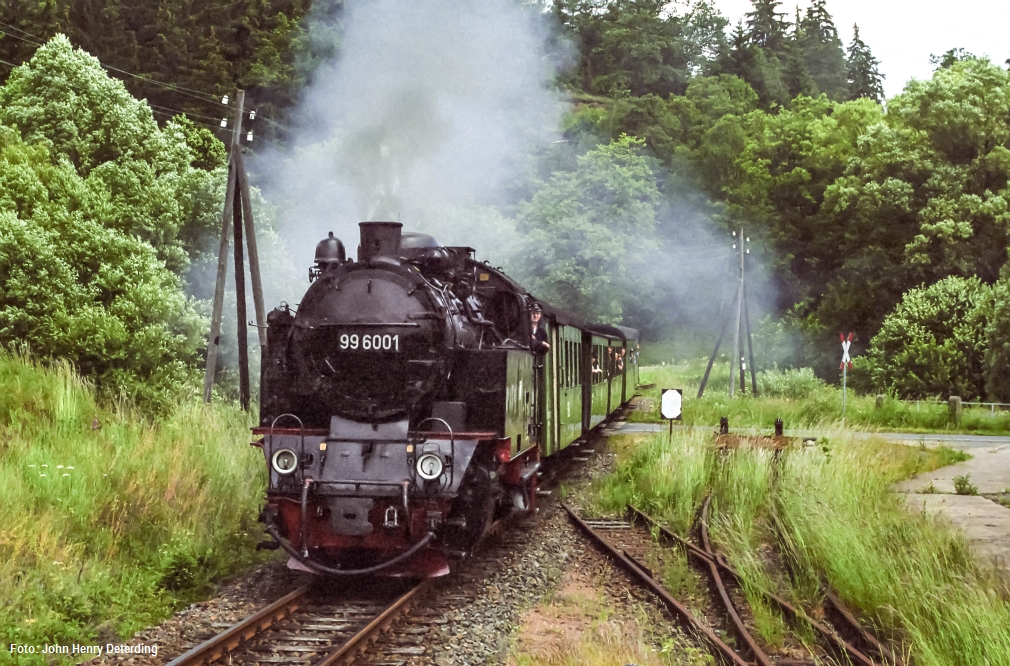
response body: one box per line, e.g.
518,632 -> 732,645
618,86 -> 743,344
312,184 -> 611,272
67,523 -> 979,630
269,413 -> 306,480
315,321 -> 421,327
413,417 -> 455,490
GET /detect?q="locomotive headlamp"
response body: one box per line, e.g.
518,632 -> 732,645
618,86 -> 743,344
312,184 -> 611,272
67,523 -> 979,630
272,448 -> 299,475
416,453 -> 444,480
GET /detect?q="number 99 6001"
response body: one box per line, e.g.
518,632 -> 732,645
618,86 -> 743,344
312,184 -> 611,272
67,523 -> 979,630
339,333 -> 400,351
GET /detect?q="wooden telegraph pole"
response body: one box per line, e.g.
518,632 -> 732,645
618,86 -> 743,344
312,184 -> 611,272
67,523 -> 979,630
697,229 -> 759,399
202,90 -> 267,410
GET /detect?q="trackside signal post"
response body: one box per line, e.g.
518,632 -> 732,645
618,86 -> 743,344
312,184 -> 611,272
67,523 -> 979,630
203,90 -> 267,410
661,388 -> 683,443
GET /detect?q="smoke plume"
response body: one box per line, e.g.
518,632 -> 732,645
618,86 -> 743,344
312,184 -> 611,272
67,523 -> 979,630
258,0 -> 568,281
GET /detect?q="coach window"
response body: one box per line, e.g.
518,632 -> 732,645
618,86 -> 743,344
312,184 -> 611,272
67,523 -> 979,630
565,341 -> 573,388
575,342 -> 581,385
569,341 -> 575,387
565,341 -> 571,387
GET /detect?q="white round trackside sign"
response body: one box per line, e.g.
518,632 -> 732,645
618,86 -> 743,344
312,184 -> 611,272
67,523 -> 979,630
661,388 -> 683,421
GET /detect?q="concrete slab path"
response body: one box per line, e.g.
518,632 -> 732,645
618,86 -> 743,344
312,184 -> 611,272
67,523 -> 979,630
904,494 -> 1010,572
897,445 -> 1010,494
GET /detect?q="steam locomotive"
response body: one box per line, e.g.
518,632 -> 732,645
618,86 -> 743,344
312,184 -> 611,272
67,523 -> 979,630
255,222 -> 638,576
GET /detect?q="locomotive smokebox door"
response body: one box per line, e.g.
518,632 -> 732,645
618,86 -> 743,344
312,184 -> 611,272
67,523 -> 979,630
328,498 -> 374,536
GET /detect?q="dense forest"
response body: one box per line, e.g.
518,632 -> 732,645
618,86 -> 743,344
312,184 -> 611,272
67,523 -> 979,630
2,0 -> 1010,404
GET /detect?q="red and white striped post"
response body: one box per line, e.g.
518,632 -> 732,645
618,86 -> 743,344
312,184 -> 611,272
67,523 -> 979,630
840,332 -> 853,416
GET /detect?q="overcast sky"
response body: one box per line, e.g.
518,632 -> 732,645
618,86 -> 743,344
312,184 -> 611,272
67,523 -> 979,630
708,0 -> 1010,99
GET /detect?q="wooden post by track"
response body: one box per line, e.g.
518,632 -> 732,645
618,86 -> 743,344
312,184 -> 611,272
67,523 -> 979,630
202,90 -> 266,409
699,229 -> 758,399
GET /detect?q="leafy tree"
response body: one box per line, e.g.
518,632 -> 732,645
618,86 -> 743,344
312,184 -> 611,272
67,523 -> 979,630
863,276 -> 992,400
681,1 -> 729,74
930,47 -> 978,70
846,24 -> 884,102
985,268 -> 1010,401
0,35 -> 225,274
514,136 -> 661,323
0,125 -> 205,408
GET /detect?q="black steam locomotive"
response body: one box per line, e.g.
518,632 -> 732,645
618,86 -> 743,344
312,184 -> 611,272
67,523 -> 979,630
255,222 -> 638,576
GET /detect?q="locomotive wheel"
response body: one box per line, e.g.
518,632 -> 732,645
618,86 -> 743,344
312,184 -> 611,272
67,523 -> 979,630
446,463 -> 499,549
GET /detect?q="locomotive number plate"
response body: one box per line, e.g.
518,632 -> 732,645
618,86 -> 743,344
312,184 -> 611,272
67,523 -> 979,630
339,333 -> 400,351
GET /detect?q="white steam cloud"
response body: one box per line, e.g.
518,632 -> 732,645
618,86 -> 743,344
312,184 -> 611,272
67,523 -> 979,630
259,0 -> 568,277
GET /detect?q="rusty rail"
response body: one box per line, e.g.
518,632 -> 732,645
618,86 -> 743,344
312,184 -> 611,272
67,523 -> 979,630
825,589 -> 906,666
630,505 -> 882,666
164,581 -> 426,666
316,581 -> 428,665
165,585 -> 311,666
700,495 -> 773,666
561,503 -> 750,666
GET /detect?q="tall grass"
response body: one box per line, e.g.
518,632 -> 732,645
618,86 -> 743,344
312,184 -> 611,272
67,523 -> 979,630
0,352 -> 269,663
633,361 -> 1010,434
776,441 -> 1010,665
593,429 -> 1010,664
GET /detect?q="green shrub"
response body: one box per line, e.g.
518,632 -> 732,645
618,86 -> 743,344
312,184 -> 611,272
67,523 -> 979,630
756,367 -> 827,399
864,276 -> 992,400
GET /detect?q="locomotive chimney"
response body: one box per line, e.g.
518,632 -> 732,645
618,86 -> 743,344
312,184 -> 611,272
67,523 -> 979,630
358,222 -> 403,264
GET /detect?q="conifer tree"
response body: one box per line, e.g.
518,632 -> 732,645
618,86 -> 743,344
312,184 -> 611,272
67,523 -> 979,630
799,0 -> 847,99
745,0 -> 788,53
846,23 -> 884,102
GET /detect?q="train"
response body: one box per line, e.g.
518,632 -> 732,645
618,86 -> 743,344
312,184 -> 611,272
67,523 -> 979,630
254,221 -> 639,577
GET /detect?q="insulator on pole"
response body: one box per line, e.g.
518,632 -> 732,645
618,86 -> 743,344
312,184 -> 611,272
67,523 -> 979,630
249,110 -> 256,120
220,118 -> 227,128
222,95 -> 230,105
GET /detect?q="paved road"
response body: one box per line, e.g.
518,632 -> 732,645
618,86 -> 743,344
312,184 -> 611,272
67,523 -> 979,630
603,421 -> 1010,450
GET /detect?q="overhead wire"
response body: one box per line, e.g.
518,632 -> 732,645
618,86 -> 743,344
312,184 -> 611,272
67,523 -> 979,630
150,108 -> 228,133
0,20 -> 222,104
0,20 -> 301,139
148,103 -> 228,124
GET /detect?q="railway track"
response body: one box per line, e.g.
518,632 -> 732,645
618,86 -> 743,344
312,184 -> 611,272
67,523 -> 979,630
164,579 -> 428,666
159,411 -> 624,666
564,502 -> 901,666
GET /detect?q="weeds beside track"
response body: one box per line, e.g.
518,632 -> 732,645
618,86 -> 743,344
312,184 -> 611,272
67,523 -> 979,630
591,427 -> 1010,665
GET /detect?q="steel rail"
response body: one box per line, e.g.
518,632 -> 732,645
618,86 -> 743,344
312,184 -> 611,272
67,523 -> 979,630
629,505 -> 881,666
699,495 -> 773,666
165,585 -> 311,666
315,581 -> 428,666
824,588 -> 906,666
561,503 -> 750,666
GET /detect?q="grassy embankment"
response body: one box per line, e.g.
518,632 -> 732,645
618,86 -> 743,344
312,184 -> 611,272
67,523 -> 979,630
632,360 -> 1010,434
0,352 -> 270,663
592,429 -> 1010,665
